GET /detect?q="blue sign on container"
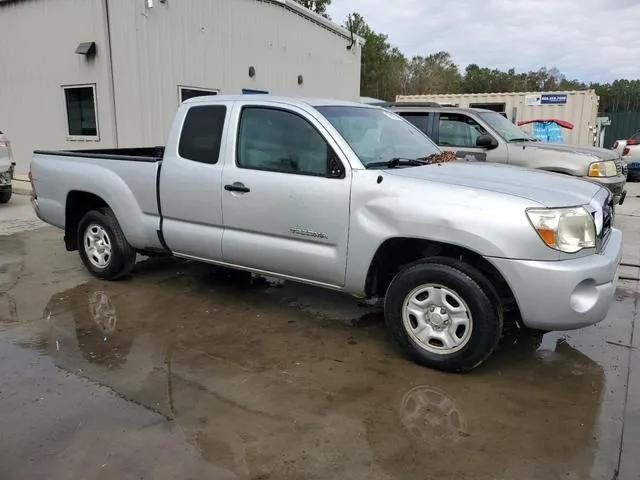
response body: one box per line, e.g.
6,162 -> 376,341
540,94 -> 567,105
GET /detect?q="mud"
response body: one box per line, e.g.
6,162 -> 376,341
1,194 -> 639,479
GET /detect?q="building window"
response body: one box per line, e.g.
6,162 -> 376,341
63,85 -> 98,139
179,86 -> 219,103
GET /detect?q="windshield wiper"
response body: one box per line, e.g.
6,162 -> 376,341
509,137 -> 536,142
365,157 -> 427,169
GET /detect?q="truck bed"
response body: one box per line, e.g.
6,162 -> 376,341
33,146 -> 165,162
30,147 -> 164,251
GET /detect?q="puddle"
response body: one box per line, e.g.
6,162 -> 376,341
0,242 -> 637,479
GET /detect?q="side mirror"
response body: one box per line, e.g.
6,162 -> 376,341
476,134 -> 499,150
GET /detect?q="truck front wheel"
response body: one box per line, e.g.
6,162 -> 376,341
77,208 -> 137,280
384,258 -> 503,373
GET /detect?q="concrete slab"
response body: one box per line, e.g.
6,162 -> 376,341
0,183 -> 639,479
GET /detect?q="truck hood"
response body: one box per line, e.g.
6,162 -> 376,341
385,161 -> 602,208
518,141 -> 619,161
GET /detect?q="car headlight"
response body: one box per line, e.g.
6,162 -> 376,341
588,160 -> 617,177
526,207 -> 596,253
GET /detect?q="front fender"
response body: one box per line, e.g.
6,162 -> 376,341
343,170 -> 559,295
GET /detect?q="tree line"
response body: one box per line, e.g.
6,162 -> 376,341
293,0 -> 640,113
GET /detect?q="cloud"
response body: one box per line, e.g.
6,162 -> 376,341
328,0 -> 640,83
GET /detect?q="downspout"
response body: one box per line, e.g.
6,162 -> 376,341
102,0 -> 119,147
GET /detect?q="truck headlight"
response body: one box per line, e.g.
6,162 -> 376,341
588,160 -> 617,177
526,207 -> 596,253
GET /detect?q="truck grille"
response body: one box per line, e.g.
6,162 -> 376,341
593,189 -> 613,252
615,155 -> 627,176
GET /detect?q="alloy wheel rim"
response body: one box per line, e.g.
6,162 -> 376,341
402,283 -> 473,354
84,224 -> 112,269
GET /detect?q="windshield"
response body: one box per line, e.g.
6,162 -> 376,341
478,111 -> 536,142
315,106 -> 441,167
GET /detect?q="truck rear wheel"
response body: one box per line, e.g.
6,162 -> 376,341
384,258 -> 502,373
0,187 -> 11,204
77,208 -> 137,280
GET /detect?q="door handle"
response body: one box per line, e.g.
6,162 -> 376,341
224,182 -> 250,193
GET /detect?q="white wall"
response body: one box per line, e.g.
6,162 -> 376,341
0,0 -> 116,173
0,0 -> 362,172
107,0 -> 362,147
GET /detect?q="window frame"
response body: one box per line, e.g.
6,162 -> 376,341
235,105 -> 344,179
62,83 -> 100,141
436,112 -> 487,148
177,104 -> 228,165
178,85 -> 220,104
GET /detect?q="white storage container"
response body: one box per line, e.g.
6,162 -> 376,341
396,90 -> 599,146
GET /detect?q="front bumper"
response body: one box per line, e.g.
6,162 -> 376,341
488,228 -> 622,331
0,165 -> 13,189
0,162 -> 14,191
588,173 -> 627,205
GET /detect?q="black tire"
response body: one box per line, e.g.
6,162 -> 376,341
0,188 -> 11,204
77,207 -> 137,280
384,258 -> 503,373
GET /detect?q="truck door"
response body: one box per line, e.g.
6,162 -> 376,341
434,112 -> 504,163
159,103 -> 229,260
220,103 -> 351,287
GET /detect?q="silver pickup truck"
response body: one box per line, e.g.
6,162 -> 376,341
30,95 -> 622,373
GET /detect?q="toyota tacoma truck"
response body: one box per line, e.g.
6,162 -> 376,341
385,103 -> 628,205
29,95 -> 622,373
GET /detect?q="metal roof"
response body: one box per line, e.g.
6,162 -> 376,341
0,0 -> 364,43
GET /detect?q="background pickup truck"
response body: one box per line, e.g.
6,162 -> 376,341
30,95 -> 622,373
0,130 -> 15,204
386,103 -> 628,205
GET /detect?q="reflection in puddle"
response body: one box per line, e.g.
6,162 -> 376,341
400,386 -> 468,443
88,291 -> 118,336
26,275 -> 609,480
0,292 -> 18,327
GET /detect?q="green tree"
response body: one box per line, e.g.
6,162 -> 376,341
405,52 -> 462,95
347,13 -> 406,100
293,0 -> 331,18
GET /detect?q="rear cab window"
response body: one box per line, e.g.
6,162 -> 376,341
395,111 -> 433,136
178,105 -> 227,164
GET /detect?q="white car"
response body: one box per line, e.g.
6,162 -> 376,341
0,130 -> 14,203
613,132 -> 640,179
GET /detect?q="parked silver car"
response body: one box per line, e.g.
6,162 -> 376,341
386,103 -> 628,205
29,96 -> 622,372
0,130 -> 14,203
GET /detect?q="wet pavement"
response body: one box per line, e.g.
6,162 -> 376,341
1,192 -> 639,480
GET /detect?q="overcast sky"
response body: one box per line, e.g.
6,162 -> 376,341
327,0 -> 640,83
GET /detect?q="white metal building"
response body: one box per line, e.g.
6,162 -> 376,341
397,90 -> 599,146
0,0 -> 362,174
